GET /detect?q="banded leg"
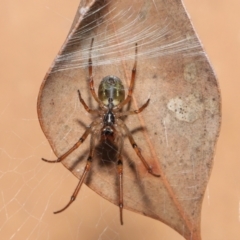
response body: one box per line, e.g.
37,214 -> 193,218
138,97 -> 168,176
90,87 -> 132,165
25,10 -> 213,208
115,133 -> 124,225
54,134 -> 96,214
116,98 -> 150,117
114,43 -> 138,111
42,120 -> 99,163
117,158 -> 124,225
117,119 -> 160,177
88,38 -> 105,108
114,127 -> 123,225
78,90 -> 99,114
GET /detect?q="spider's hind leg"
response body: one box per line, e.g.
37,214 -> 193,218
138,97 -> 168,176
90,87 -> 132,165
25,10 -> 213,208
87,38 -> 105,109
114,43 -> 138,111
116,98 -> 150,117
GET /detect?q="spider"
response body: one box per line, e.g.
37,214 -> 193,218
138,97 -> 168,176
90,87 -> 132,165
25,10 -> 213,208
42,38 -> 160,225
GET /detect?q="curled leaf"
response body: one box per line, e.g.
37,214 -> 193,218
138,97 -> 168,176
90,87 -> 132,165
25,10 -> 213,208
38,0 -> 221,239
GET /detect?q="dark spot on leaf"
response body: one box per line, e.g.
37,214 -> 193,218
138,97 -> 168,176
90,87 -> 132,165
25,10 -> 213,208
152,74 -> 157,79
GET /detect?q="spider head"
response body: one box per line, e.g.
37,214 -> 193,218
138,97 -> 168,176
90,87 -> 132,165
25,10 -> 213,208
101,126 -> 114,142
98,75 -> 125,106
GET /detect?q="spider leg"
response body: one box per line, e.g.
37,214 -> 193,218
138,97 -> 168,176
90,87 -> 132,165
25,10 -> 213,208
116,98 -> 150,117
117,157 -> 124,225
88,38 -> 105,109
41,120 -> 100,163
78,90 -> 100,114
117,119 -> 160,177
114,130 -> 124,225
114,43 -> 138,111
54,133 -> 96,214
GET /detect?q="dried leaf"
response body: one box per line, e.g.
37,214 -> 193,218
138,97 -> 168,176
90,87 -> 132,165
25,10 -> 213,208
37,0 -> 221,239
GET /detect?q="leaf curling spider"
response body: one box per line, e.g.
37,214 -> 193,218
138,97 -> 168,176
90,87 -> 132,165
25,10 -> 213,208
42,38 -> 160,225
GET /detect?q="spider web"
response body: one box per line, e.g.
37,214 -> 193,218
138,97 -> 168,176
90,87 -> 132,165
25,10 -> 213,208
0,0 -> 216,239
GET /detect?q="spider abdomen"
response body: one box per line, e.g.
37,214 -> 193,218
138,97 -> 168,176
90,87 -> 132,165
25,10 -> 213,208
98,75 -> 125,106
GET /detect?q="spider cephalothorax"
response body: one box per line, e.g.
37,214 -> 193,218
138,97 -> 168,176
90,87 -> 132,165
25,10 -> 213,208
42,39 -> 160,225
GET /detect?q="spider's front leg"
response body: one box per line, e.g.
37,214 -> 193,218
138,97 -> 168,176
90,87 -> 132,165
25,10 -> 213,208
41,119 -> 100,163
117,119 -> 160,177
54,132 -> 97,214
114,128 -> 125,225
117,156 -> 124,225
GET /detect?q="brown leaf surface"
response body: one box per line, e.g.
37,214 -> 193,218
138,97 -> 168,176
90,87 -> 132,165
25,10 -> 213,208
37,0 -> 221,239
